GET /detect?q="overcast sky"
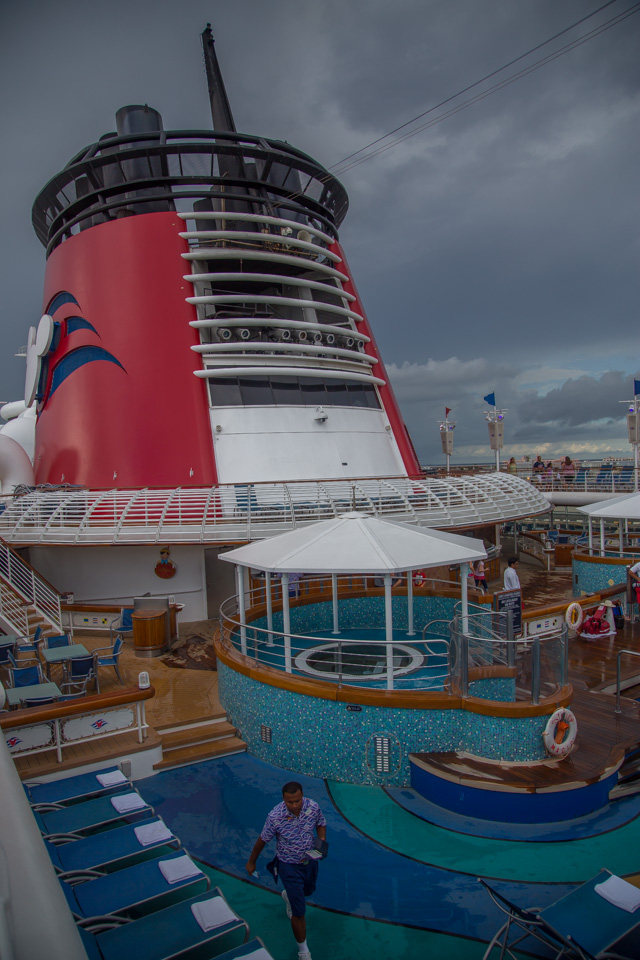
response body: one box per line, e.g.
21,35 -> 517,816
2,0 -> 639,466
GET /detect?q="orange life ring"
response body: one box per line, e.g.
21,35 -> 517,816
413,570 -> 426,587
543,708 -> 578,758
565,602 -> 583,630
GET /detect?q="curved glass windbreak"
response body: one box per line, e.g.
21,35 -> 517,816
32,129 -> 348,255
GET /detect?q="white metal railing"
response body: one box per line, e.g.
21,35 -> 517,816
449,610 -> 568,705
220,577 -> 454,692
0,475 -> 550,546
2,697 -> 148,764
0,538 -> 61,632
0,581 -> 30,637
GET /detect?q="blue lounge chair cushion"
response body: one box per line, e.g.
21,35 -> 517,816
215,939 -> 275,960
34,791 -> 153,837
82,889 -> 248,960
46,818 -> 179,873
25,766 -> 128,806
61,850 -> 208,918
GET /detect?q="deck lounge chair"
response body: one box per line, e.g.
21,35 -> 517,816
214,939 -> 275,960
33,790 -> 153,838
59,850 -> 209,919
45,818 -> 180,874
480,871 -> 640,959
77,888 -> 249,960
24,765 -> 130,806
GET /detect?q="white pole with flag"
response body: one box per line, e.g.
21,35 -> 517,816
635,380 -> 640,492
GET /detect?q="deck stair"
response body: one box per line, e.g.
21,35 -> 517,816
609,746 -> 640,799
0,579 -> 61,644
153,712 -> 246,770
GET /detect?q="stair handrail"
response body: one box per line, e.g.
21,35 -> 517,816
614,649 -> 640,715
0,537 -> 62,633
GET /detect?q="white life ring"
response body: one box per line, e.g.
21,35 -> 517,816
565,602 -> 584,630
543,708 -> 578,758
413,570 -> 426,587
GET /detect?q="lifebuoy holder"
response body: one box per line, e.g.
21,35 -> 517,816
413,570 -> 426,587
565,602 -> 583,630
543,707 -> 578,758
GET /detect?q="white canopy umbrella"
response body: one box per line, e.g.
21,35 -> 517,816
220,512 -> 486,688
578,492 -> 640,556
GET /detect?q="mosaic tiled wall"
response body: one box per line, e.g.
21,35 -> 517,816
248,594 -> 458,637
469,677 -> 515,701
572,556 -> 628,597
218,663 -> 548,787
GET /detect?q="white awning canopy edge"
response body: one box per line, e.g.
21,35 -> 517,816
219,511 -> 486,574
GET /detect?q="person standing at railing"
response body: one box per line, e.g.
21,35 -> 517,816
504,557 -> 521,591
507,457 -> 518,475
532,455 -> 544,482
561,456 -> 576,484
473,559 -> 487,594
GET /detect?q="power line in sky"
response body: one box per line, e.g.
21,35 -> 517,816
329,0 -> 640,179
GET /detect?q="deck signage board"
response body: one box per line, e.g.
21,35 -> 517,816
494,589 -> 522,637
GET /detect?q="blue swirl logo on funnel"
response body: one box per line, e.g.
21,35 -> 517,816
26,291 -> 125,407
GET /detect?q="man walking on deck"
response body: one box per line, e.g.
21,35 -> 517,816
246,781 -> 326,960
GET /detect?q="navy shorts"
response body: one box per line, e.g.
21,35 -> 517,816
278,859 -> 319,917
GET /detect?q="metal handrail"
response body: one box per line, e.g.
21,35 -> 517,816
0,538 -> 62,634
615,649 -> 640,714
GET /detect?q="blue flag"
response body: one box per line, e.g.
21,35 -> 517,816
483,392 -> 496,406
634,379 -> 640,398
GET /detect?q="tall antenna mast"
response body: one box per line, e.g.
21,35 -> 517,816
201,23 -> 237,132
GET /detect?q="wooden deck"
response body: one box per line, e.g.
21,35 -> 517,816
8,561 -> 640,787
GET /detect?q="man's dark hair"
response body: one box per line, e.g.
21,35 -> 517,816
508,556 -> 518,566
282,781 -> 303,796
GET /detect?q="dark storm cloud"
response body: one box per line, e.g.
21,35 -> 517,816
517,371 -> 637,427
1,0 -> 638,466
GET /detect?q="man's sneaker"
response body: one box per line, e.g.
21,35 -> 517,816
298,950 -> 312,960
282,889 -> 292,919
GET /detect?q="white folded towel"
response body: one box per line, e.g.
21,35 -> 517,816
158,854 -> 202,884
190,896 -> 238,932
595,875 -> 640,913
134,819 -> 173,846
96,770 -> 128,788
110,792 -> 147,813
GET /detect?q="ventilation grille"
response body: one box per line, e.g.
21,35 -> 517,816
260,724 -> 272,744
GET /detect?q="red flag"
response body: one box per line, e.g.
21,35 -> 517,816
445,407 -> 451,417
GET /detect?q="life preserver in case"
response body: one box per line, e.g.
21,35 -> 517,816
413,570 -> 426,587
565,602 -> 583,630
543,708 -> 578,758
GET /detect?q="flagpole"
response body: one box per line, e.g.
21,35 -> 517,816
439,407 -> 455,474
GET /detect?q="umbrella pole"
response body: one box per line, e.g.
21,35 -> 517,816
266,572 -> 274,646
461,562 -> 469,634
385,574 -> 394,690
407,571 -> 415,636
236,565 -> 247,655
282,573 -> 292,672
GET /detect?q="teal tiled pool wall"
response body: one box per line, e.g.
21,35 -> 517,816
218,663 -> 548,787
247,594 -> 458,639
469,677 -> 516,701
572,555 -> 627,596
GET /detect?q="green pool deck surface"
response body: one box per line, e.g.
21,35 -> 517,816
327,781 -> 640,883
